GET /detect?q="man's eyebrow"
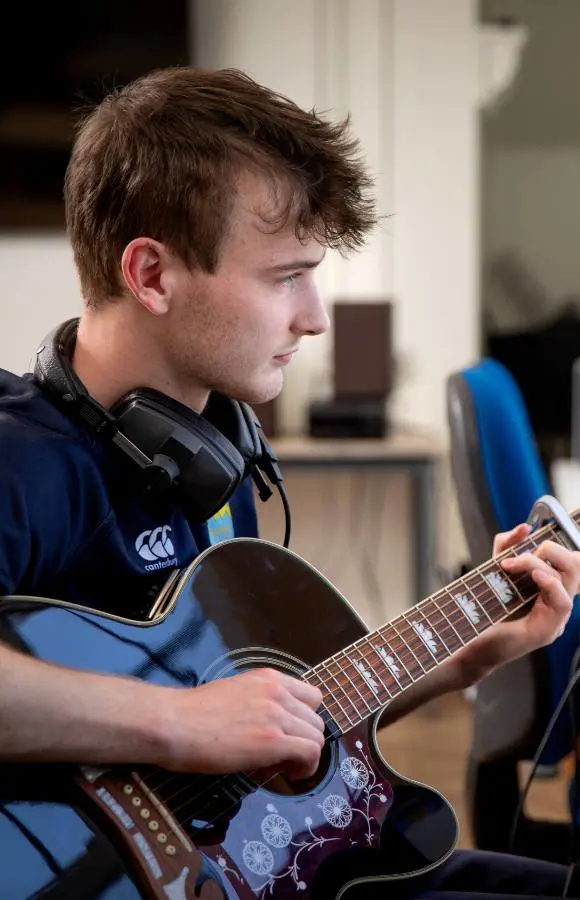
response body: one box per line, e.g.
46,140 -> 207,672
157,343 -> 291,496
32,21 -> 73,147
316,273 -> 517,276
268,258 -> 324,273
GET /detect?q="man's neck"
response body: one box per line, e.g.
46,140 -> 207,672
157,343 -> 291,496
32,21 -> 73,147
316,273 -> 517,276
72,309 -> 209,412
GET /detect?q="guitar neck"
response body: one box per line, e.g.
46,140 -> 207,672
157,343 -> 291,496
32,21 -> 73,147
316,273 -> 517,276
303,514 -> 578,734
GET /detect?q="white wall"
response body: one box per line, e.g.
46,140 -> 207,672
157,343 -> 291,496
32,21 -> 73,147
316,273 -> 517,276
390,0 -> 481,433
193,0 -> 481,436
0,235 -> 80,376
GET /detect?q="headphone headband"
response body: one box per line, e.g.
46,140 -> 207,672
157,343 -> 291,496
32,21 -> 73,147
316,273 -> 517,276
33,319 -> 286,532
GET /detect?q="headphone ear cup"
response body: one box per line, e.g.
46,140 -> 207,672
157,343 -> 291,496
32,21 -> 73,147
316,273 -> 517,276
34,318 -> 87,406
202,394 -> 262,465
238,401 -> 266,458
111,389 -> 248,521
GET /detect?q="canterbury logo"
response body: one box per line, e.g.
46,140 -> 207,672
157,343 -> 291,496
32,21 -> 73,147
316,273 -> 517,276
135,525 -> 175,562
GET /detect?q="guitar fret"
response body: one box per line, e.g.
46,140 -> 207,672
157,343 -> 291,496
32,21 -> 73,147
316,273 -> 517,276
458,577 -> 495,627
462,570 -> 507,622
323,662 -> 369,723
480,562 -> 522,614
427,599 -> 463,656
498,558 -> 526,604
403,614 -> 442,669
352,638 -> 394,702
344,649 -> 389,707
302,502 -> 580,739
365,640 -> 406,693
444,587 -> 483,636
419,600 -> 463,654
378,626 -> 422,681
510,536 -> 535,556
432,595 -> 468,650
372,630 -> 416,687
310,664 -> 359,727
505,565 -> 538,604
387,621 -> 425,678
391,618 -> 434,674
304,671 -> 354,733
314,683 -> 354,733
331,655 -> 375,716
408,606 -> 451,660
507,534 -> 545,601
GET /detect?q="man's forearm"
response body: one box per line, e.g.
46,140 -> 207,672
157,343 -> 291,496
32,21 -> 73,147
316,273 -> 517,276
0,643 -> 167,764
0,642 -> 470,766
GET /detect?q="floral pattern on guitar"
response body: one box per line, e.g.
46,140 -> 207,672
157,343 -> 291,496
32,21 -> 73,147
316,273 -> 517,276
215,738 -> 392,897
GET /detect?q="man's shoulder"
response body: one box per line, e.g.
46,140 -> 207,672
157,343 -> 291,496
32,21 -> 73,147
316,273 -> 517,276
0,368 -> 99,479
0,370 -> 116,594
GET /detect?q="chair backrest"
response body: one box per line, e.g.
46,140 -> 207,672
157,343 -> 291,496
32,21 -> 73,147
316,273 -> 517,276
446,358 -> 558,762
447,357 -> 550,565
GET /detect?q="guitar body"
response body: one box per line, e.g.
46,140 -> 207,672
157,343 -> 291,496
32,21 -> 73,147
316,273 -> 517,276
0,539 -> 458,899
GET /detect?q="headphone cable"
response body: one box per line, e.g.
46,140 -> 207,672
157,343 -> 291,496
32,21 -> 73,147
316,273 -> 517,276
277,482 -> 292,548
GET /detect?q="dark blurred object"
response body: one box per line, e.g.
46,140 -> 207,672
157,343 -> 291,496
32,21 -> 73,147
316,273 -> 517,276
308,300 -> 393,439
0,0 -> 189,230
484,249 -> 580,466
308,397 -> 387,438
253,398 -> 278,438
486,250 -> 549,330
333,301 -> 393,398
487,305 -> 580,465
571,358 -> 580,460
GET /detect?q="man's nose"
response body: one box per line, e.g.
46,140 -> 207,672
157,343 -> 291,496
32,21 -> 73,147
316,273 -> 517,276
293,290 -> 330,337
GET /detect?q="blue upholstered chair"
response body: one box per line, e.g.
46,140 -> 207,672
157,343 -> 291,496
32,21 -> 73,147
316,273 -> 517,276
447,357 -> 580,862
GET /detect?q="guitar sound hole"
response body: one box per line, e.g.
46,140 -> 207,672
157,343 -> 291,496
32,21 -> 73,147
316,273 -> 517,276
251,737 -> 335,797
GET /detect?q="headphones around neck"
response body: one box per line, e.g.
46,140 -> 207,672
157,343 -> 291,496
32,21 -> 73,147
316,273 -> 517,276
33,318 -> 291,545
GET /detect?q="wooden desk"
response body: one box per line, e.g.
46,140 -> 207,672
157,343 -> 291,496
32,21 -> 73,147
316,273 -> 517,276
270,432 -> 443,609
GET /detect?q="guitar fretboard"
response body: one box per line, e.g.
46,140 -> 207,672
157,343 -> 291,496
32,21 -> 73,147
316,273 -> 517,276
303,518 -> 578,735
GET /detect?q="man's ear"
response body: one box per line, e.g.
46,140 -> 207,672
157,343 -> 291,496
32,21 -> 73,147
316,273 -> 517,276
121,238 -> 172,314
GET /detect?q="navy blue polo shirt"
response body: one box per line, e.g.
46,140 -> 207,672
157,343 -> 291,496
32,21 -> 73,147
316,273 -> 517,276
0,369 -> 259,614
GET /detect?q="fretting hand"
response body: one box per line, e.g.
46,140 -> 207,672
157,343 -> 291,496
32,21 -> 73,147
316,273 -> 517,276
454,523 -> 580,687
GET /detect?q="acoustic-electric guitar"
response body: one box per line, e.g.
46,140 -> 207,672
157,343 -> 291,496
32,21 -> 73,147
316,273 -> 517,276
0,518 -> 570,899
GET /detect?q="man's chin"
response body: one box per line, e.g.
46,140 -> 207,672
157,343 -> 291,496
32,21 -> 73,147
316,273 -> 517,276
232,374 -> 284,406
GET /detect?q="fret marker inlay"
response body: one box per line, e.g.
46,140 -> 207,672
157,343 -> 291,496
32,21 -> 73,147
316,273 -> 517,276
303,515 -> 580,737
454,593 -> 480,624
412,622 -> 439,654
374,645 -> 401,679
353,659 -> 380,695
483,572 -> 513,606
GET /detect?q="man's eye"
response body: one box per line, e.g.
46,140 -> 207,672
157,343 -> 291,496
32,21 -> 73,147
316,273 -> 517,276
281,272 -> 302,285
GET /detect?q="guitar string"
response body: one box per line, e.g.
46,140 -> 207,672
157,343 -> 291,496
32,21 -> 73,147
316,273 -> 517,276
140,535 -> 552,828
157,568 -> 538,834
307,528 -> 552,710
140,554 -> 537,823
139,529 -> 551,821
136,519 -> 573,831
146,522 -> 561,818
148,531 -> 547,813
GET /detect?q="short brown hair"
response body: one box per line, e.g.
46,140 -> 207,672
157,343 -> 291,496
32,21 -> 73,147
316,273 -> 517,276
65,66 -> 378,306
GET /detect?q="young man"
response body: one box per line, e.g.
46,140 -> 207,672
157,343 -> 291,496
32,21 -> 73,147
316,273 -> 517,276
0,66 -> 578,899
